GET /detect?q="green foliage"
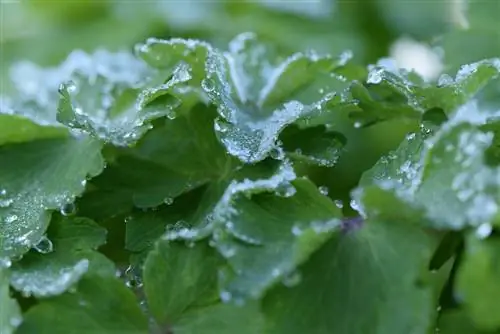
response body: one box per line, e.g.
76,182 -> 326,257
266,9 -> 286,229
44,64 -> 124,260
1,1 -> 500,333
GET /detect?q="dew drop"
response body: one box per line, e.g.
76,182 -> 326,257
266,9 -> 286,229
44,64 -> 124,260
33,236 -> 53,254
214,118 -> 230,133
201,78 -> 216,92
166,110 -> 177,120
163,197 -> 174,205
220,290 -> 232,303
334,200 -> 344,208
275,183 -> 296,198
318,186 -> 329,196
0,189 -> 6,196
476,223 -> 492,240
124,216 -> 132,223
0,257 -> 12,269
124,265 -> 143,289
291,225 -> 303,236
60,202 -> 76,216
269,146 -> 284,160
5,215 -> 18,223
0,198 -> 13,208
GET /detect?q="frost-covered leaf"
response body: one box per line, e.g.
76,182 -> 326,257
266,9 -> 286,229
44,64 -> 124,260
352,58 -> 500,126
0,135 -> 104,260
457,233 -> 500,330
172,301 -> 265,334
95,104 -> 231,208
16,276 -> 149,334
204,32 -> 353,163
56,50 -> 191,146
10,217 -> 114,298
263,219 -> 434,334
0,270 -> 22,334
280,125 -> 346,167
144,241 -> 221,325
209,177 -> 342,300
358,102 -> 500,230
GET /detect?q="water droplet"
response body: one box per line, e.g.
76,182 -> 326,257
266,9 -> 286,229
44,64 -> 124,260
0,257 -> 12,268
275,183 -> 296,198
318,186 -> 329,196
318,88 -> 325,94
163,197 -> 174,205
334,200 -> 344,208
220,290 -> 232,303
124,265 -> 143,289
201,78 -> 215,92
282,271 -> 302,287
271,268 -> 282,278
354,121 -> 362,128
167,110 -> 177,120
0,198 -> 13,208
33,236 -> 53,254
291,225 -> 303,236
436,305 -> 442,312
0,189 -> 6,196
214,118 -> 230,133
60,202 -> 76,216
476,223 -> 492,239
5,215 -> 18,223
269,146 -> 284,160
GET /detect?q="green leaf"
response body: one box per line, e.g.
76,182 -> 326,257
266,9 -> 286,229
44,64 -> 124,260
457,233 -> 500,330
359,103 -> 500,230
0,114 -> 67,146
204,33 -> 353,163
437,310 -> 486,334
171,301 -> 265,334
95,104 -> 231,208
263,219 -> 434,334
144,240 -> 221,325
210,177 -> 342,300
56,50 -> 190,146
352,58 -> 500,126
16,276 -> 149,334
280,125 -> 346,167
10,216 -> 114,298
0,135 -> 104,260
0,270 -> 22,334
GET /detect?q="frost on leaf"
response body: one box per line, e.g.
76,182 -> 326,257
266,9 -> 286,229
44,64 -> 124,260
203,33 -> 354,163
56,49 -> 192,146
162,160 -> 343,300
0,136 -> 104,260
351,58 -> 500,127
358,102 -> 500,230
10,217 -> 114,298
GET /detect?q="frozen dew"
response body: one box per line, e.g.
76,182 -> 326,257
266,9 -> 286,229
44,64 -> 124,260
33,235 -> 54,254
60,202 -> 77,216
275,182 -> 296,198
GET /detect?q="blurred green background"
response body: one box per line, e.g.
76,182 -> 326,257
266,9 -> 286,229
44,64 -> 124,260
1,0 -> 499,204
